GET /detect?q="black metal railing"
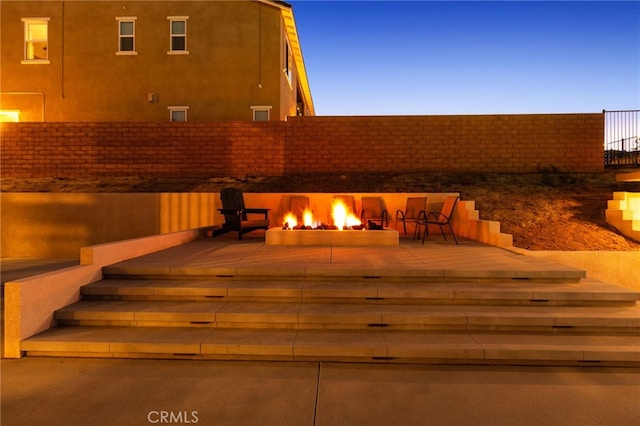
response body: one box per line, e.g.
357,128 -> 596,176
604,109 -> 639,166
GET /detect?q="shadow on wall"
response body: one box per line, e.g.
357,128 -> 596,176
1,193 -> 218,258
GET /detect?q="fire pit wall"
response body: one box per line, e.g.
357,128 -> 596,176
221,193 -> 512,247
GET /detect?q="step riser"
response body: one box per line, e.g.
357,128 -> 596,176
21,327 -> 640,367
55,316 -> 640,335
22,351 -> 640,368
22,349 -> 640,367
102,273 -> 585,284
81,294 -> 638,307
55,319 -> 640,335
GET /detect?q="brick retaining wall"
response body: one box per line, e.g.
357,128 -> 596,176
286,114 -> 604,174
0,113 -> 604,178
0,121 -> 287,178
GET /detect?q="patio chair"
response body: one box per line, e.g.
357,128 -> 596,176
290,195 -> 310,223
395,197 -> 427,235
415,196 -> 459,245
333,195 -> 358,215
215,187 -> 270,240
360,196 -> 389,228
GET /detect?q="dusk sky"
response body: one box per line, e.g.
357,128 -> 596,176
290,1 -> 640,116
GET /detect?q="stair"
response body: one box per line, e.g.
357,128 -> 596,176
606,192 -> 640,242
21,269 -> 640,366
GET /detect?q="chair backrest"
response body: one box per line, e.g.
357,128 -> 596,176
220,187 -> 246,223
290,196 -> 309,218
439,196 -> 460,221
361,197 -> 384,217
405,197 -> 427,220
334,195 -> 357,213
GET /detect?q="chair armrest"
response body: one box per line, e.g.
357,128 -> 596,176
244,208 -> 270,219
218,209 -> 242,215
425,211 -> 446,223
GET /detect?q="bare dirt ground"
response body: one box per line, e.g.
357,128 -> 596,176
3,170 -> 639,251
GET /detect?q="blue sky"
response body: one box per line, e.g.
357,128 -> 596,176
290,1 -> 640,115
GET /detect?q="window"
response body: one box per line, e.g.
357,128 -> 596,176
116,17 -> 136,54
284,38 -> 292,82
168,106 -> 189,122
168,17 -> 188,54
0,110 -> 21,122
22,18 -> 49,63
251,106 -> 271,121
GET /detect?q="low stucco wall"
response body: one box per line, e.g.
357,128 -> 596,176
1,192 -> 512,258
515,249 -> 640,291
1,193 -> 218,258
3,229 -> 201,358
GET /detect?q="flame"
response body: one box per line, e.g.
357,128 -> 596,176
303,208 -> 314,227
282,199 -> 361,230
331,199 -> 361,230
283,212 -> 297,229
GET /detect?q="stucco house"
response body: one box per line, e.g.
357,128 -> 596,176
0,0 -> 314,122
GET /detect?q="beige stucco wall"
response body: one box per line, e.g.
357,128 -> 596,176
1,0 -> 299,121
1,193 -> 218,258
517,249 -> 640,291
4,229 -> 202,358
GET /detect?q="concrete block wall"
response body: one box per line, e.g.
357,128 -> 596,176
0,113 -> 603,178
285,114 -> 604,174
0,121 -> 287,178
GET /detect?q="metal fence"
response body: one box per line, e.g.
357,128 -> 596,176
604,109 -> 639,166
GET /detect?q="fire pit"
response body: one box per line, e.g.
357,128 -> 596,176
265,198 -> 399,246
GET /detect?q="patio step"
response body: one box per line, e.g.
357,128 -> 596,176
80,277 -> 640,306
20,264 -> 640,365
20,327 -> 640,365
100,261 -> 589,282
53,299 -> 640,334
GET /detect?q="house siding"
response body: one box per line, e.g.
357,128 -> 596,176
0,1 -> 307,121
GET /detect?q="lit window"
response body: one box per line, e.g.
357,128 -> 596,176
0,110 -> 21,122
168,17 -> 188,54
168,106 -> 189,122
251,106 -> 272,121
22,18 -> 49,63
116,17 -> 137,54
284,38 -> 292,82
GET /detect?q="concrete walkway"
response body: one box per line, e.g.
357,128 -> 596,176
2,357 -> 639,426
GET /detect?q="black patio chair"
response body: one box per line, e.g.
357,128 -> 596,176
214,187 -> 270,240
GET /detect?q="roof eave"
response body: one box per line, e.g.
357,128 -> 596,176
260,0 -> 315,115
